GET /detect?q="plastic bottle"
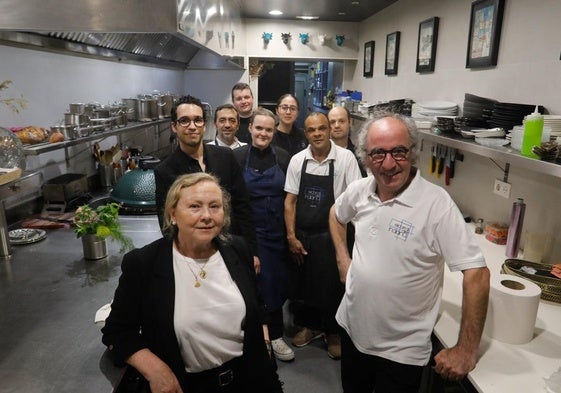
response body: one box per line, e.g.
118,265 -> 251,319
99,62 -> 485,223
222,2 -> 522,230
520,106 -> 544,159
505,198 -> 526,258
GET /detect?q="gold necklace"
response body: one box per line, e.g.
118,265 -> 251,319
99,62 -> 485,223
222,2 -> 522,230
184,257 -> 210,288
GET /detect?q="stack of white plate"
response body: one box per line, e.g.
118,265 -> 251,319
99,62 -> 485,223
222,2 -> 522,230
544,115 -> 561,138
412,101 -> 458,120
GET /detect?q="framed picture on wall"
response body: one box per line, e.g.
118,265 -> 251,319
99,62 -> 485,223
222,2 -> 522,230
466,0 -> 505,68
363,41 -> 375,77
416,17 -> 439,73
385,31 -> 400,75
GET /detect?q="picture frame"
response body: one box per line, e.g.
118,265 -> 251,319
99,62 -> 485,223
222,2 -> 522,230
466,0 -> 505,68
385,31 -> 400,75
363,41 -> 375,77
416,17 -> 439,73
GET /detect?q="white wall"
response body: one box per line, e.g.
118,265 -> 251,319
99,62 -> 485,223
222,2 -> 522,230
351,0 -> 561,262
354,0 -> 561,114
243,18 -> 359,61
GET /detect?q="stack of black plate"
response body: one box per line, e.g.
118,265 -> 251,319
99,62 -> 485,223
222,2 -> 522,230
490,102 -> 545,131
462,93 -> 497,128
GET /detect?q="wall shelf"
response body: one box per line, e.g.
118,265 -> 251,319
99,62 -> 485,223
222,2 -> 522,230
418,129 -> 561,179
22,120 -> 169,156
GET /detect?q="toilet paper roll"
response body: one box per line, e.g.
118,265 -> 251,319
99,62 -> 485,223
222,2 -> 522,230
484,274 -> 541,345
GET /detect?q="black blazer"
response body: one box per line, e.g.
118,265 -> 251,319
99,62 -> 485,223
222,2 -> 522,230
102,236 -> 282,392
154,145 -> 257,253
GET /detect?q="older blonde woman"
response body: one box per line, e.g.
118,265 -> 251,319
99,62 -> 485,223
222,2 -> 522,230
102,173 -> 283,393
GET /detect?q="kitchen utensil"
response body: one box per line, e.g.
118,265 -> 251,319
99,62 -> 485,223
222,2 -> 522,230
8,228 -> 47,245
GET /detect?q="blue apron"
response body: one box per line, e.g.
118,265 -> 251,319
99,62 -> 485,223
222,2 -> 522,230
243,147 -> 289,310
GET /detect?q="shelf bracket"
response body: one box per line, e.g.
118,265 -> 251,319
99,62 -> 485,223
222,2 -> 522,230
503,162 -> 510,183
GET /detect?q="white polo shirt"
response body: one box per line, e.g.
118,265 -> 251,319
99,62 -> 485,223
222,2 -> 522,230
334,170 -> 486,366
207,138 -> 246,150
284,140 -> 362,197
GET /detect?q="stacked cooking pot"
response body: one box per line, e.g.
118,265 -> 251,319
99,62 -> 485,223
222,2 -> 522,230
131,93 -> 176,122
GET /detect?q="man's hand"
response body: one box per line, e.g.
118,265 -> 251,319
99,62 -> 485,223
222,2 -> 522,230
433,346 -> 476,381
288,236 -> 307,265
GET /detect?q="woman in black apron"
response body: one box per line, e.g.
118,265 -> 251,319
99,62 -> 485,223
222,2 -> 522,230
233,108 -> 293,362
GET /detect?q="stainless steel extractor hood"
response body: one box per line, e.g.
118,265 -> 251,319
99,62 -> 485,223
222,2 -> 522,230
0,0 -> 244,70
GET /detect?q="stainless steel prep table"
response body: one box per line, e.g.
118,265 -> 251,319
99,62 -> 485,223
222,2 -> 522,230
0,215 -> 161,392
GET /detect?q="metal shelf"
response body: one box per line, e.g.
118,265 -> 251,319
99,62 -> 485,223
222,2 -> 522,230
418,129 -> 561,179
23,119 -> 169,156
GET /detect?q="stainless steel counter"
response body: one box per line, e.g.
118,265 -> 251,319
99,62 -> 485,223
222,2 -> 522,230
0,215 -> 162,393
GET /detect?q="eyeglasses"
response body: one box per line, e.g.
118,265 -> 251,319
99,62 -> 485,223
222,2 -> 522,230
176,117 -> 205,127
278,105 -> 298,113
368,146 -> 410,163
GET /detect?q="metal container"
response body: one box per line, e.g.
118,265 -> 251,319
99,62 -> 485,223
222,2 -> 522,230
42,173 -> 88,202
137,98 -> 158,121
158,94 -> 174,118
51,124 -> 78,140
69,103 -> 86,114
122,98 -> 139,121
64,113 -> 90,126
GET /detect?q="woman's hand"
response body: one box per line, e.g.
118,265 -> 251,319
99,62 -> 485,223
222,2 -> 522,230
127,349 -> 183,393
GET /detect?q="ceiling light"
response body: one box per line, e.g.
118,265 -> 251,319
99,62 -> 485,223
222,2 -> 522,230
338,12 -> 346,15
269,10 -> 283,16
296,15 -> 319,20
352,1 -> 360,4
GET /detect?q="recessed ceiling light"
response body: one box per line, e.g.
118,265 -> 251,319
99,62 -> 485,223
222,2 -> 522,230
338,12 -> 346,15
296,15 -> 319,20
352,1 -> 360,4
269,10 -> 283,16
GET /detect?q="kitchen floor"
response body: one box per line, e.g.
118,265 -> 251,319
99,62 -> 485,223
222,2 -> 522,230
276,309 -> 474,393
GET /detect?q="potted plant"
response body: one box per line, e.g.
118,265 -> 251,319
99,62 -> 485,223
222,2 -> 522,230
73,202 -> 134,260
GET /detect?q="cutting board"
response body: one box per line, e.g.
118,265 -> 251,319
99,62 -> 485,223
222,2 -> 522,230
21,212 -> 74,229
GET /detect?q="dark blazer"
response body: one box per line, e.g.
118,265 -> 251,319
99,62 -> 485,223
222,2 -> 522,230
102,236 -> 282,392
154,145 -> 257,253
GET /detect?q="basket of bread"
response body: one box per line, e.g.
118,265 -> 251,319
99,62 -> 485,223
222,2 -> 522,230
11,126 -> 48,144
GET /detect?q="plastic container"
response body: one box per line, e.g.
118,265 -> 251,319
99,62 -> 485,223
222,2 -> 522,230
521,106 -> 544,159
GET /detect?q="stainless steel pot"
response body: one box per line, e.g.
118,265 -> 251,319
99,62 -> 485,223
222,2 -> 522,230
51,124 -> 78,140
159,94 -> 174,118
122,98 -> 139,121
69,103 -> 86,114
64,113 -> 90,127
137,98 -> 158,121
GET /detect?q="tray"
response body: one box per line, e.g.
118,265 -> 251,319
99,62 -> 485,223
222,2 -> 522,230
502,259 -> 561,303
9,228 -> 47,245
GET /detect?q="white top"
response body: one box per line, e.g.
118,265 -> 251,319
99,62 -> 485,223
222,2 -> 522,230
334,170 -> 486,366
284,140 -> 362,197
172,247 -> 245,372
207,138 -> 247,149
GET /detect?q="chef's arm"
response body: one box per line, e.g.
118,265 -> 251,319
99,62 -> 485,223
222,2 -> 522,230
284,193 -> 307,263
127,348 -> 183,393
329,205 -> 351,283
434,266 -> 490,380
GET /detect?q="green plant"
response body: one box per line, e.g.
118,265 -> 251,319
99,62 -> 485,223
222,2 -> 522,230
0,80 -> 27,114
73,202 -> 134,252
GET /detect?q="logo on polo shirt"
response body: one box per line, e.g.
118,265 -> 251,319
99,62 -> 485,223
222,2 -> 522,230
388,218 -> 414,241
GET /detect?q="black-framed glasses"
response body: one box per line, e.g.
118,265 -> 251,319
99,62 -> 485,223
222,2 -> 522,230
278,105 -> 298,112
176,117 -> 205,127
368,146 -> 410,163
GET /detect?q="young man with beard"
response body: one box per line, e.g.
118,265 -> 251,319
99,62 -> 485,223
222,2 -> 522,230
155,95 -> 259,271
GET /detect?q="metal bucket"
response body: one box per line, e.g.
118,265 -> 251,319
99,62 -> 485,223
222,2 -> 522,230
122,98 -> 139,121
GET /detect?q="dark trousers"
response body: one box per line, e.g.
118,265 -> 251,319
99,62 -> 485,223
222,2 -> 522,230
267,307 -> 285,340
340,329 -> 424,393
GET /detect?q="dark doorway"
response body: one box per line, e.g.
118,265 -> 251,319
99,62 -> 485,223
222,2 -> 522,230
257,61 -> 294,113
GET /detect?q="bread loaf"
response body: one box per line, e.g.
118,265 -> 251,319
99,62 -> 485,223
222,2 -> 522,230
14,126 -> 48,144
49,132 -> 65,143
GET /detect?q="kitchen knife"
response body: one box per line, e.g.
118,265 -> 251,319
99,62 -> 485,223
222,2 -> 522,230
430,145 -> 436,173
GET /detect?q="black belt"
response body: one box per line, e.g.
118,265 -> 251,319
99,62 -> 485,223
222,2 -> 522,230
185,357 -> 242,390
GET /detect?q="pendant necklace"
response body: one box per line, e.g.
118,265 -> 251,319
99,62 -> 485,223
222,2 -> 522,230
184,257 -> 210,288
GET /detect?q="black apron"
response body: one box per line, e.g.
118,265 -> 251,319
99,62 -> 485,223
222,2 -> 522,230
242,147 -> 289,310
292,159 -> 342,310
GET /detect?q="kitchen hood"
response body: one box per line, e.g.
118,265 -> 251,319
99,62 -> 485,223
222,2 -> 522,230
0,0 -> 244,70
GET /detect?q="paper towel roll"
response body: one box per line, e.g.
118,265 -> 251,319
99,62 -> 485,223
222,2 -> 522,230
484,274 -> 541,344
